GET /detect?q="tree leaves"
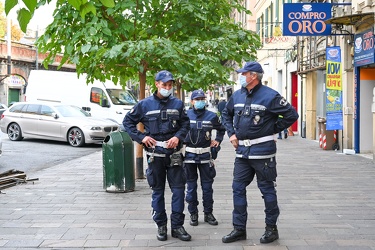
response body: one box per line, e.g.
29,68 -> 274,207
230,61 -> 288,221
100,0 -> 114,8
4,0 -> 17,15
17,8 -> 31,32
12,0 -> 260,92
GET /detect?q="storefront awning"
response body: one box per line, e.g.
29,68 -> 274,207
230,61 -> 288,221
324,12 -> 374,26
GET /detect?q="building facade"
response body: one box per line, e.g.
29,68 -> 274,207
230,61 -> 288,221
0,41 -> 76,106
251,0 -> 375,160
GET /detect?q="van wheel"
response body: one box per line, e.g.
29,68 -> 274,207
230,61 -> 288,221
8,123 -> 23,141
68,127 -> 85,147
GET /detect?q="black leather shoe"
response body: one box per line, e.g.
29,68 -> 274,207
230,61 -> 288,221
190,213 -> 198,226
222,228 -> 246,243
171,226 -> 191,241
204,213 -> 218,225
157,224 -> 167,241
260,225 -> 279,243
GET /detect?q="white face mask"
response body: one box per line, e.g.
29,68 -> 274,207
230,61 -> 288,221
239,75 -> 248,88
160,88 -> 172,97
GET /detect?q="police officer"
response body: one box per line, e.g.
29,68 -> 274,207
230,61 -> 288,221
123,70 -> 191,241
184,89 -> 226,227
221,62 -> 299,244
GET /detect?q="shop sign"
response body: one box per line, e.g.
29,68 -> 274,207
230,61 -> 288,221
354,28 -> 374,67
283,3 -> 331,36
3,74 -> 26,87
325,46 -> 343,130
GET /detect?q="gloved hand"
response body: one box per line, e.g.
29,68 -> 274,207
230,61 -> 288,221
210,145 -> 221,160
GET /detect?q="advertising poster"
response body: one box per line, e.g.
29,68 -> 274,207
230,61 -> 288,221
326,46 -> 343,130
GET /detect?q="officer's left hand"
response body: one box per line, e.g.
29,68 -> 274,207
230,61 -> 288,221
210,140 -> 220,147
166,136 -> 180,149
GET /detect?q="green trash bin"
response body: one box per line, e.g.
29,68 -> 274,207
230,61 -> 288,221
102,131 -> 135,192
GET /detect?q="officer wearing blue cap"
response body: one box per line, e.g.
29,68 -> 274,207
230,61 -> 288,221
183,89 -> 226,227
221,62 -> 299,244
123,70 -> 191,241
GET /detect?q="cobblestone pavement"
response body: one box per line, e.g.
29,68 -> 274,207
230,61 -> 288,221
1,135 -> 375,249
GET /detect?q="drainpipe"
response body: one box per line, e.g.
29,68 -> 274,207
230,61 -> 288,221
7,16 -> 11,75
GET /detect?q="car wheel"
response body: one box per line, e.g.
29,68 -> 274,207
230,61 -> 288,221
68,127 -> 85,147
7,123 -> 23,141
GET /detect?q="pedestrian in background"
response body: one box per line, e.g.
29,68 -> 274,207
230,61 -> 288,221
217,99 -> 227,116
277,129 -> 288,139
221,61 -> 299,244
184,89 -> 226,227
123,70 -> 191,242
277,115 -> 289,139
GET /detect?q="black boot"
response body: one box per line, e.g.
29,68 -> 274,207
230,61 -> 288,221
260,224 -> 279,243
171,226 -> 191,241
204,213 -> 218,225
157,224 -> 167,241
222,228 -> 246,243
190,213 -> 198,226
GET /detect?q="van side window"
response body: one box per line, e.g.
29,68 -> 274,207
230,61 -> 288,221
90,87 -> 108,107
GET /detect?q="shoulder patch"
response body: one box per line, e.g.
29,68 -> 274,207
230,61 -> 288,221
280,98 -> 288,106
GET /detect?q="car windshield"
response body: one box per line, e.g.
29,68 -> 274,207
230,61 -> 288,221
55,105 -> 90,117
107,89 -> 137,105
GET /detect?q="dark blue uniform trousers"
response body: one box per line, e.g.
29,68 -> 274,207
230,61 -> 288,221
146,156 -> 186,229
232,157 -> 279,229
184,162 -> 216,214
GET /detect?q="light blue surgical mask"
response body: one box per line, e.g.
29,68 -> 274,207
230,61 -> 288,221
239,75 -> 248,88
160,88 -> 172,97
194,100 -> 206,109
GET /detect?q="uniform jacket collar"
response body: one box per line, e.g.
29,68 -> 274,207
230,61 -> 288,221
192,107 -> 206,117
153,91 -> 170,103
241,82 -> 262,95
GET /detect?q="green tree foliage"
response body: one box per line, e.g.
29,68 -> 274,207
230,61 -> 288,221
5,0 -> 261,92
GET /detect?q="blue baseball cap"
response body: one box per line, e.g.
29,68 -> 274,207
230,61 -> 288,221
155,70 -> 175,83
236,61 -> 264,73
191,89 -> 206,100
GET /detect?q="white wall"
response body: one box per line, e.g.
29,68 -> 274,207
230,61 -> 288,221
360,79 -> 375,153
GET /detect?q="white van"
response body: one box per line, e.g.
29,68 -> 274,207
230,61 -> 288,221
26,70 -> 138,124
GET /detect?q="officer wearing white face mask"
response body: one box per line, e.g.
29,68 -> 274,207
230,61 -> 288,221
123,70 -> 191,242
183,89 -> 226,227
221,61 -> 298,244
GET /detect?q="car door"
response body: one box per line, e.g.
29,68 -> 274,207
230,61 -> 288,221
19,104 -> 40,136
37,105 -> 64,139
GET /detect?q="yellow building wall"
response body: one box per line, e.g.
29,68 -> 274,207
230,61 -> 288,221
306,72 -> 317,140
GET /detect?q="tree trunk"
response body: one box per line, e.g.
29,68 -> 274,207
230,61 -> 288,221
135,70 -> 146,179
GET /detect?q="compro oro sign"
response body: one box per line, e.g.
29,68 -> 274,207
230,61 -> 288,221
283,3 -> 332,36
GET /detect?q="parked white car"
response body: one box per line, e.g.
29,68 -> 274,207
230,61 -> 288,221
0,102 -> 119,147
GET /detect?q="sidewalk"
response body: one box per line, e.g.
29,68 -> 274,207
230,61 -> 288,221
1,135 -> 375,249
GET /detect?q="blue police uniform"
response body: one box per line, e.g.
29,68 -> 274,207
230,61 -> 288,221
184,101 -> 226,220
123,91 -> 190,230
222,76 -> 298,238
